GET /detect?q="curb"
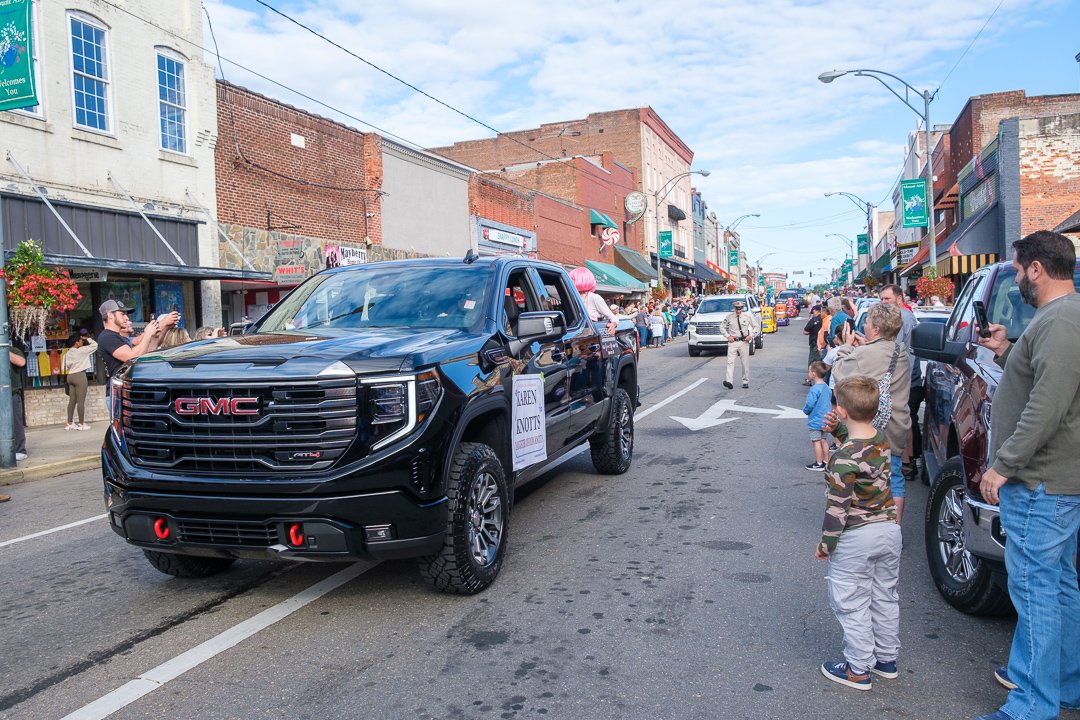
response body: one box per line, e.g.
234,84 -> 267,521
0,455 -> 101,487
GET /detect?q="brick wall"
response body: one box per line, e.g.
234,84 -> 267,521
216,82 -> 382,247
535,195 -> 586,266
471,175 -> 535,230
952,91 -> 1080,168
1018,113 -> 1080,240
23,386 -> 108,428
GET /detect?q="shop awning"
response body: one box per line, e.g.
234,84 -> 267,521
694,261 -> 724,283
945,202 -> 1001,258
589,209 -> 617,228
869,253 -> 892,275
667,204 -> 686,222
1054,208 -> 1080,234
613,245 -> 657,280
937,253 -> 998,277
37,253 -> 274,282
585,260 -> 646,294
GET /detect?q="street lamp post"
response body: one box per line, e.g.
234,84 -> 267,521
722,213 -> 759,288
654,169 -> 710,294
826,233 -> 855,284
825,190 -> 874,260
819,69 -> 937,273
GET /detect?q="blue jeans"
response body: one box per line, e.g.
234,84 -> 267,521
890,453 -> 905,499
636,326 -> 648,347
999,482 -> 1080,720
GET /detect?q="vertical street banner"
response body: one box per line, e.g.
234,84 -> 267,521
901,179 -> 929,229
658,230 -> 673,259
511,374 -> 546,471
0,0 -> 36,112
857,233 -> 869,255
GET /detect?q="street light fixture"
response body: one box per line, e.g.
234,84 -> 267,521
827,234 -> 855,284
654,169 -> 710,294
724,213 -> 760,283
824,190 -> 874,237
818,68 -> 938,273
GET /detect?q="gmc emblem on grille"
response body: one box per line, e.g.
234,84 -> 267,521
174,397 -> 260,416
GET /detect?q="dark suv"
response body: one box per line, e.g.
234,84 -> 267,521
913,258 -> 1080,614
103,256 -> 639,594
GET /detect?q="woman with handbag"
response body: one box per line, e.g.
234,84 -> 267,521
829,303 -> 911,523
62,333 -> 97,431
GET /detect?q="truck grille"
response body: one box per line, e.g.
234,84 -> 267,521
693,323 -> 724,336
121,379 -> 358,474
176,518 -> 278,547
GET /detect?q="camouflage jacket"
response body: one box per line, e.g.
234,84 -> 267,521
819,424 -> 896,555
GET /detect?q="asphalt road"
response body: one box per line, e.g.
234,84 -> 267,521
1,318 -> 1054,720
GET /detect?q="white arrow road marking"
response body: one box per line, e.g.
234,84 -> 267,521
672,398 -> 805,431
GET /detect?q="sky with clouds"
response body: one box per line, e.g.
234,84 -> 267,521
206,0 -> 1080,281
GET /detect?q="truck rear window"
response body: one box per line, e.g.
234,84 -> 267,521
257,265 -> 493,332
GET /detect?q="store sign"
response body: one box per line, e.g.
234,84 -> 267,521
658,231 -> 673,259
599,226 -> 620,249
324,243 -> 367,268
624,191 -> 647,224
63,268 -> 107,283
901,179 -> 929,228
897,242 -> 920,265
857,233 -> 869,255
275,238 -> 308,283
483,227 -> 526,248
0,0 -> 37,113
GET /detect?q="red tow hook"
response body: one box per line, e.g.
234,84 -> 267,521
288,523 -> 305,547
153,517 -> 171,540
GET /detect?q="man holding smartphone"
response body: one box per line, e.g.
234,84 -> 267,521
974,230 -> 1080,720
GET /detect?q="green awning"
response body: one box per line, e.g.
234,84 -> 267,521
613,245 -> 656,280
870,253 -> 892,274
589,209 -> 617,229
585,259 -> 646,293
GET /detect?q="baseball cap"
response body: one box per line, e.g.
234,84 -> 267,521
100,299 -> 134,317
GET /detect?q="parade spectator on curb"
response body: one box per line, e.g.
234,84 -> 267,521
818,303 -> 833,354
973,230 -> 1080,720
633,305 -> 650,349
9,341 -> 27,462
62,333 -> 97,431
830,303 -> 911,524
569,267 -> 618,336
803,304 -> 823,386
803,361 -> 832,471
649,307 -> 666,348
194,326 -> 227,340
97,301 -> 163,415
158,327 -> 192,350
816,375 -> 901,692
879,284 -> 923,482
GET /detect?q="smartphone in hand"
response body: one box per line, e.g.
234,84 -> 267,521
973,300 -> 991,338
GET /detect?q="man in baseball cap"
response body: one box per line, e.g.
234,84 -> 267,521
97,301 -> 164,416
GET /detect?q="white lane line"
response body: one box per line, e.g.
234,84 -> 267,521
61,561 -> 372,720
634,377 -> 708,420
0,514 -> 108,549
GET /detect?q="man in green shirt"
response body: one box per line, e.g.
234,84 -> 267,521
975,230 -> 1080,720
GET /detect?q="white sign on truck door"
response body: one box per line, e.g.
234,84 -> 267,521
511,374 -> 547,470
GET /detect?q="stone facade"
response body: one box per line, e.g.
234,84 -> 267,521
24,386 -> 107,428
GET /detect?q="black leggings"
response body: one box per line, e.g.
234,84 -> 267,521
908,385 -> 926,459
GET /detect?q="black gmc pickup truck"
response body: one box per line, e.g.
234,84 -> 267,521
103,255 -> 639,594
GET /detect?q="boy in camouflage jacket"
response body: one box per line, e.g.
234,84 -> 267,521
816,376 -> 902,691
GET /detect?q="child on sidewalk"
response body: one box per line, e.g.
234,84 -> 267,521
816,375 -> 902,692
802,361 -> 831,471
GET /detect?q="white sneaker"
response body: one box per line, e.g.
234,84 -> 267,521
77,423 -> 90,431
15,452 -> 27,461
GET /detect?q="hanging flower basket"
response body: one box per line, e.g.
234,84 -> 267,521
915,269 -> 954,302
2,239 -> 82,337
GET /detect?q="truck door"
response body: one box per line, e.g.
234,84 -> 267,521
501,268 -> 571,453
530,268 -> 609,443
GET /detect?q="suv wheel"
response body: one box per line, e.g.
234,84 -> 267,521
590,388 -> 634,475
688,346 -> 701,357
143,550 -> 236,578
924,457 -> 1012,615
755,334 -> 763,350
420,442 -> 508,594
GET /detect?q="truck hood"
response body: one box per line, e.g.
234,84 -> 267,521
128,328 -> 483,381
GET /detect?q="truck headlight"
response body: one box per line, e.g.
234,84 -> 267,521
362,371 -> 442,449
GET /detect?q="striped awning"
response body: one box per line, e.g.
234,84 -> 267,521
937,253 -> 998,277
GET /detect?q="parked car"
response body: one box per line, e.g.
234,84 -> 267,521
687,293 -> 764,356
912,259 -> 1080,615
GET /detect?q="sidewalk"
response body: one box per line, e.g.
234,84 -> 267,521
0,423 -> 103,486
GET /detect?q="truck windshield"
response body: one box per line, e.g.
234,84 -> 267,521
256,265 -> 493,332
986,265 -> 1080,341
698,299 -> 740,313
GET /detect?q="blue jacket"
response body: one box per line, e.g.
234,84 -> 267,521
803,382 -> 832,430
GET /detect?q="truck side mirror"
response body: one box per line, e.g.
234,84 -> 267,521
508,311 -> 566,356
911,322 -> 966,364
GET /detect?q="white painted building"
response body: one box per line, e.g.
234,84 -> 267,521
0,0 -> 259,426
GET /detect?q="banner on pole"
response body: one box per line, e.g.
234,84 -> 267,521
857,233 -> 869,255
658,231 -> 673,259
0,0 -> 36,113
901,179 -> 929,229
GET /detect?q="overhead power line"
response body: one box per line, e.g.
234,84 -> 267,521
937,0 -> 1006,92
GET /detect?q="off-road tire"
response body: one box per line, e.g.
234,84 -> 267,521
688,346 -> 701,357
590,388 -> 634,475
755,334 -> 763,350
924,457 -> 1012,616
419,442 -> 509,594
143,550 -> 236,578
